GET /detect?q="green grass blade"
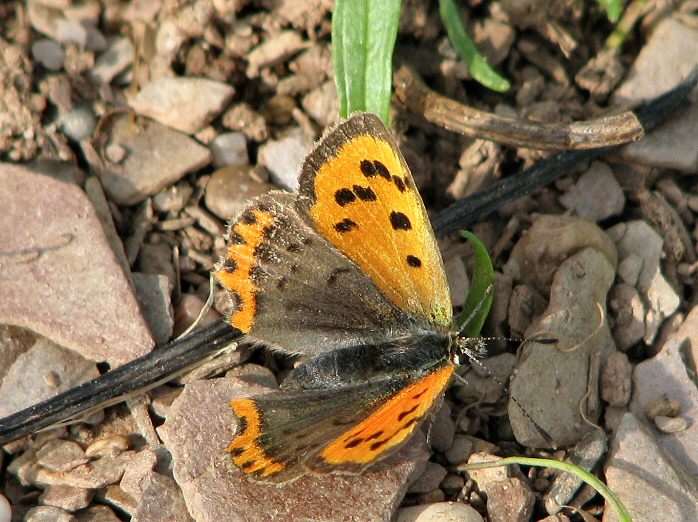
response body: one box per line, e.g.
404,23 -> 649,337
332,0 -> 402,124
439,0 -> 510,92
597,0 -> 622,23
460,456 -> 633,522
456,231 -> 494,337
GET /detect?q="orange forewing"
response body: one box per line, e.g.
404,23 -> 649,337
214,207 -> 274,333
301,115 -> 452,327
313,365 -> 454,469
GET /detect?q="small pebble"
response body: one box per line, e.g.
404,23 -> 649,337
600,351 -> 632,406
0,494 -> 10,522
654,415 -> 689,433
210,132 -> 249,168
60,104 -> 96,142
85,435 -> 130,458
395,502 -> 484,522
31,39 -> 65,71
646,395 -> 681,420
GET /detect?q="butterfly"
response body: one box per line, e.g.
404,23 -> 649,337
213,112 -> 481,484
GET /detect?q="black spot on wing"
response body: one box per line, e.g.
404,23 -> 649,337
335,188 -> 356,206
397,404 -> 419,422
240,460 -> 256,470
392,176 -> 406,192
334,218 -> 358,233
373,160 -> 391,181
406,255 -> 422,268
229,231 -> 245,245
237,414 -> 248,433
223,257 -> 238,272
344,438 -> 363,449
389,211 -> 412,230
360,159 -> 377,177
370,439 -> 390,451
353,185 -> 377,201
240,210 -> 257,225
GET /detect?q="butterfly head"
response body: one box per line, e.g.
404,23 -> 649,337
449,332 -> 488,366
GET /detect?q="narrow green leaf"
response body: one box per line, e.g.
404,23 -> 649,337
457,231 -> 494,337
597,0 -> 622,23
332,0 -> 402,125
460,456 -> 633,522
439,0 -> 510,92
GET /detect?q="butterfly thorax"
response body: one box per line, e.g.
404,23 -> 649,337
281,334 -> 452,393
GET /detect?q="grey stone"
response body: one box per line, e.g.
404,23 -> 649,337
0,164 -> 154,366
464,453 -> 511,495
258,128 -> 313,191
36,440 -> 89,473
429,401 -> 456,453
630,331 -> 698,478
75,505 -> 121,522
653,415 -> 689,433
128,77 -> 234,134
0,337 -> 99,418
407,462 -> 448,494
172,293 -> 222,338
559,161 -> 624,221
509,248 -> 617,447
39,485 -> 94,512
543,430 -> 607,513
210,132 -> 249,168
455,353 -> 515,404
132,272 -> 174,345
246,31 -> 305,77
34,452 -> 135,489
600,352 -> 632,407
395,502 -> 484,522
604,413 -> 698,522
504,215 -> 617,294
225,363 -> 277,390
85,435 -> 130,458
301,80 -> 339,128
132,472 -> 194,522
204,165 -> 275,221
137,243 -> 176,289
96,113 -> 211,205
31,39 -> 64,71
508,284 -> 547,336
152,182 -> 193,214
91,37 -> 134,85
25,505 -> 76,522
59,103 -> 97,142
149,385 -> 183,419
613,18 -> 698,172
607,221 -> 680,344
443,434 -> 474,465
608,283 -> 645,351
486,478 -> 535,522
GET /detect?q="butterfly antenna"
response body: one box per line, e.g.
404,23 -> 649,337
456,284 -> 494,336
455,335 -> 557,448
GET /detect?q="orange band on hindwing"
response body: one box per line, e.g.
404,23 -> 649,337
228,399 -> 286,478
214,207 -> 275,333
317,365 -> 454,466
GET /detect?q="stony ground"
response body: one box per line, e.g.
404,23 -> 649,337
1,1 -> 698,521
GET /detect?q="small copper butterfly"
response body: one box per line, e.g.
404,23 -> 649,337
214,112 -> 476,484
